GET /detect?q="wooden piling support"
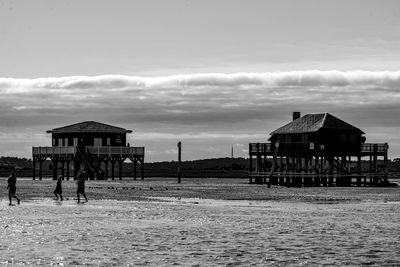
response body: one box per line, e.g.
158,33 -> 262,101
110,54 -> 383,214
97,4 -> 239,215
178,141 -> 182,184
119,160 -> 123,180
38,160 -> 43,180
105,160 -> 108,180
32,159 -> 36,180
249,144 -> 253,184
52,159 -> 58,180
384,143 -> 389,183
133,158 -> 137,180
61,160 -> 65,180
140,157 -> 144,180
66,160 -> 70,181
111,160 -> 115,180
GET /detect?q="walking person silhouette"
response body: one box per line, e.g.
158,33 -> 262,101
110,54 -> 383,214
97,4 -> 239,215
76,171 -> 88,203
54,175 -> 63,201
7,171 -> 21,206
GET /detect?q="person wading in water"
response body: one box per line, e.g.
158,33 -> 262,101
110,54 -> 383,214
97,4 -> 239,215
54,175 -> 63,201
7,171 -> 21,206
76,171 -> 88,203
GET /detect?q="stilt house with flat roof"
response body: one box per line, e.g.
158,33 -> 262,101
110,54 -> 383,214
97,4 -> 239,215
249,112 -> 389,187
32,121 -> 145,180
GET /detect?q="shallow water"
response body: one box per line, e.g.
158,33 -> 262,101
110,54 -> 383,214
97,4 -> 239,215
1,198 -> 399,266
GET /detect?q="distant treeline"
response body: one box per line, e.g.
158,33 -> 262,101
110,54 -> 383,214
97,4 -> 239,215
1,156 -> 400,178
0,156 -> 249,178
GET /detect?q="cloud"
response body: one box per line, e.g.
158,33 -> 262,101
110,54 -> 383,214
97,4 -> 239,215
1,71 -> 400,119
1,71 -> 400,160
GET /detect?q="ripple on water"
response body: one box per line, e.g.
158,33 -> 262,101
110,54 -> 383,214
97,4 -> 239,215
0,198 -> 399,266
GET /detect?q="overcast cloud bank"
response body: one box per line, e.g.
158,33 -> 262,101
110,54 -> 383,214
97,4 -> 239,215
1,71 -> 400,160
2,70 -> 400,90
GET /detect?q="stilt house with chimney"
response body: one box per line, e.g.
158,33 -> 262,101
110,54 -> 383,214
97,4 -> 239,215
249,112 -> 389,187
32,121 -> 145,180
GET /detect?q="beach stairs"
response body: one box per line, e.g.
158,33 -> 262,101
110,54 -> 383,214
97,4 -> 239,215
330,157 -> 392,186
254,142 -> 280,186
330,157 -> 351,186
77,148 -> 104,180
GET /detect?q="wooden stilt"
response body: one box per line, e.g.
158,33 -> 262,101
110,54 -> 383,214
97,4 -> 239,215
111,160 -> 115,180
52,159 -> 58,180
328,157 -> 334,186
384,143 -> 389,183
66,160 -> 70,181
73,159 -> 79,180
32,159 -> 36,180
178,142 -> 182,184
119,160 -> 123,180
285,156 -> 289,185
304,157 -> 309,187
133,158 -> 137,180
357,155 -> 361,186
39,160 -> 43,180
105,160 -> 108,180
279,156 -> 284,185
249,152 -> 253,184
255,143 -> 262,184
140,157 -> 144,180
373,144 -> 378,172
61,160 -> 65,180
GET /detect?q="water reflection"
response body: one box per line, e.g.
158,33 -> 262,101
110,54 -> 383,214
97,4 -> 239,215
0,198 -> 399,266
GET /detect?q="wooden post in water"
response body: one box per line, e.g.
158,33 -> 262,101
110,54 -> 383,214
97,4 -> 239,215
52,159 -> 58,180
66,160 -> 70,181
140,158 -> 144,180
39,159 -> 43,180
357,155 -> 362,187
249,144 -> 253,184
178,141 -> 182,184
384,143 -> 389,183
61,160 -> 65,180
105,160 -> 108,180
32,159 -> 36,180
111,160 -> 115,180
118,160 -> 123,180
133,158 -> 137,180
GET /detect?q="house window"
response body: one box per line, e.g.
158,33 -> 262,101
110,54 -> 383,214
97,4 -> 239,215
116,135 -> 121,144
64,138 -> 68,146
340,134 -> 347,143
107,138 -> 111,146
73,138 -> 78,146
58,138 -> 63,147
52,138 -> 56,146
94,138 -> 102,147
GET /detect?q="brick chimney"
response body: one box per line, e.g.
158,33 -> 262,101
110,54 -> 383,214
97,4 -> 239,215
293,112 -> 301,121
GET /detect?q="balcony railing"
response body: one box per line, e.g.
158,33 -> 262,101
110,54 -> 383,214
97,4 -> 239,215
33,146 -> 145,157
33,146 -> 77,156
361,143 -> 388,153
249,143 -> 272,153
86,146 -> 145,156
249,142 -> 388,155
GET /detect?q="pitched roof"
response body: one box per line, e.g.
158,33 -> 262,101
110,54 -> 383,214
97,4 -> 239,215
270,113 -> 364,135
47,121 -> 132,134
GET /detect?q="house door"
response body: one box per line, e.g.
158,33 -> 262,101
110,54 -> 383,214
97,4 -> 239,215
94,138 -> 102,147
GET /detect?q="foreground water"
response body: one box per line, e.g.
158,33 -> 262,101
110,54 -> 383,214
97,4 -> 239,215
1,197 -> 399,266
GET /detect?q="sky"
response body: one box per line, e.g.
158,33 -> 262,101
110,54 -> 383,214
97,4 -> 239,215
1,0 -> 400,162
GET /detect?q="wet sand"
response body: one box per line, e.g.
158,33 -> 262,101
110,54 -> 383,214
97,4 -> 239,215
1,178 -> 400,266
4,177 -> 400,203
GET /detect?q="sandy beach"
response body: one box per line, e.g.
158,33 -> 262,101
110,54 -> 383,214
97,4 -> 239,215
1,178 -> 400,266
4,177 -> 400,203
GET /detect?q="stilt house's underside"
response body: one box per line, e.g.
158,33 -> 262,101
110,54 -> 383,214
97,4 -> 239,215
249,113 -> 389,187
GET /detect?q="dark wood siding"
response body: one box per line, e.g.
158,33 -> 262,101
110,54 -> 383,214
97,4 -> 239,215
52,132 -> 127,147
